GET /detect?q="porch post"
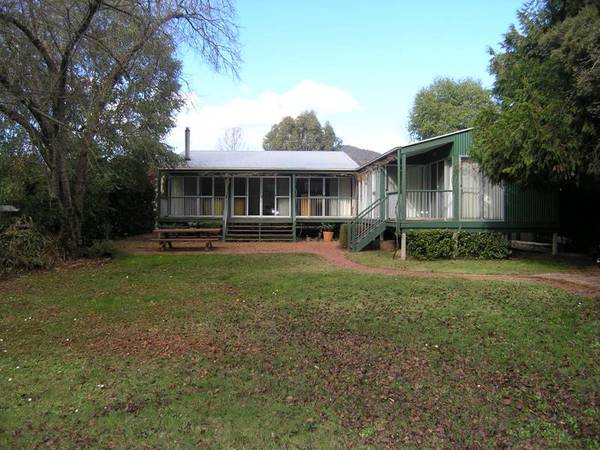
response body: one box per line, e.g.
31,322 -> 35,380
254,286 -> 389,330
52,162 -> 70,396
166,173 -> 171,218
452,152 -> 460,220
396,149 -> 401,233
155,169 -> 162,227
222,178 -> 230,240
400,231 -> 407,260
401,153 -> 407,221
291,174 -> 297,241
380,166 -> 386,220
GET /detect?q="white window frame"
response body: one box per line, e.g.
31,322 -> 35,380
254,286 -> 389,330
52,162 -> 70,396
231,176 -> 291,217
167,175 -> 226,217
296,176 -> 352,218
459,156 -> 505,221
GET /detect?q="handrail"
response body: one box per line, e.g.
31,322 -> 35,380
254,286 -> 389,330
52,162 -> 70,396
350,197 -> 386,224
349,197 -> 387,251
406,189 -> 452,193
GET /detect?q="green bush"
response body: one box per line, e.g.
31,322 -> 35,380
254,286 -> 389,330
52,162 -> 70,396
0,217 -> 59,272
406,230 -> 510,260
407,230 -> 455,260
79,240 -> 118,259
456,231 -> 510,259
339,224 -> 349,248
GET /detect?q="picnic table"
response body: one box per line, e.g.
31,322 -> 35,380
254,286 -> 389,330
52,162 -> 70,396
153,227 -> 221,251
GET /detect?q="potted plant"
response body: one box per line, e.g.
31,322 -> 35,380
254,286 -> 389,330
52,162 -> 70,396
320,223 -> 335,242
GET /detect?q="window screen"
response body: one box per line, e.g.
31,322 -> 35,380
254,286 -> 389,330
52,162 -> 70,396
325,178 -> 338,196
183,177 -> 197,196
199,177 -> 212,196
214,178 -> 225,196
277,178 -> 289,196
310,178 -> 323,196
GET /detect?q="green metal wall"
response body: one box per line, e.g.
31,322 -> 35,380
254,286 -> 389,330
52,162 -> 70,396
397,129 -> 559,230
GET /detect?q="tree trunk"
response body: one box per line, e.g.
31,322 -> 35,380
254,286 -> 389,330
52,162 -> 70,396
47,136 -> 85,254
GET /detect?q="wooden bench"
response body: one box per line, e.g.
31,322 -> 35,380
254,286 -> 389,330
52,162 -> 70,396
154,227 -> 221,251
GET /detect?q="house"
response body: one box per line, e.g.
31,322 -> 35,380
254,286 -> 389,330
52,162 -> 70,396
157,128 -> 558,251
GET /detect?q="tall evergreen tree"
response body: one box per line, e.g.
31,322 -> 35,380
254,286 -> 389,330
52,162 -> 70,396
472,0 -> 600,187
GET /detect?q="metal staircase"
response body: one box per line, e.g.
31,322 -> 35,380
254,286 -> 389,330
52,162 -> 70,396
348,197 -> 387,251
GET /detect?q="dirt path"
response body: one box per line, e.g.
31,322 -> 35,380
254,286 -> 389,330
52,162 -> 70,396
120,236 -> 600,298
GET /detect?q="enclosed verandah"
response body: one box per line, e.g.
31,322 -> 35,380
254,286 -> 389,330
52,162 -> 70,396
158,172 -> 356,222
380,133 -> 505,225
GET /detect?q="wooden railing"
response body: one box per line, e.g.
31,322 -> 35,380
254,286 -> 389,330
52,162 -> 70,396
406,190 -> 452,220
295,197 -> 353,217
162,196 -> 226,217
349,197 -> 387,251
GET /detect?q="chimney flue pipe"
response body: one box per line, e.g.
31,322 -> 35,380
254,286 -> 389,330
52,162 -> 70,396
184,127 -> 191,161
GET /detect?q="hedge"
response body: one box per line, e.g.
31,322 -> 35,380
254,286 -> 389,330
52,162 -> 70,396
406,230 -> 455,260
456,231 -> 511,259
406,230 -> 510,260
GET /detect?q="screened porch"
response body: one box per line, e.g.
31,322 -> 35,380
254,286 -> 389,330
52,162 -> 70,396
405,158 -> 453,220
160,174 -> 355,219
294,176 -> 353,218
160,175 -> 226,218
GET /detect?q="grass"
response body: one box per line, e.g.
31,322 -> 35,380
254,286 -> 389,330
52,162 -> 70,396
348,250 -> 586,274
0,254 -> 598,448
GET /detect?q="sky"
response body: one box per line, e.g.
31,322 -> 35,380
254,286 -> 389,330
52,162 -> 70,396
167,0 -> 524,154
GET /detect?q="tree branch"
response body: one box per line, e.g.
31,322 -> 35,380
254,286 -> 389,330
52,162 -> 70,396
0,103 -> 51,167
0,12 -> 56,71
53,0 -> 103,123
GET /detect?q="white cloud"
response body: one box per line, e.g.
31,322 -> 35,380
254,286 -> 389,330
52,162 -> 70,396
167,80 -> 361,152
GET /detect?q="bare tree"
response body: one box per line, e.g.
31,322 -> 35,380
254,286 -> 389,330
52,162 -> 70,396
0,0 -> 240,252
217,126 -> 246,151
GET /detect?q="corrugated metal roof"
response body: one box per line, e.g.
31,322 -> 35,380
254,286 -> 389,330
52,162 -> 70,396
340,145 -> 381,165
180,150 -> 359,171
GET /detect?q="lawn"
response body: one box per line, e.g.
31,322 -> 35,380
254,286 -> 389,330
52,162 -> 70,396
349,250 -> 586,274
0,254 -> 598,448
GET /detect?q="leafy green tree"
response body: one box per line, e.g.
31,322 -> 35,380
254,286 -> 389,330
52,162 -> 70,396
263,111 -> 342,150
408,77 -> 493,141
0,0 -> 240,252
472,1 -> 600,187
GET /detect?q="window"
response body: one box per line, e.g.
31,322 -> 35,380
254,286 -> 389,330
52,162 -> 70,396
262,178 -> 276,215
232,177 -> 291,217
214,178 -> 226,196
386,165 -> 398,192
248,178 -> 261,215
199,177 -> 213,196
183,177 -> 197,196
460,158 -> 504,220
167,175 -> 225,217
310,178 -> 323,196
430,161 -> 444,190
277,178 -> 289,196
296,176 -> 352,217
325,178 -> 338,197
276,178 -> 290,216
296,178 -> 308,196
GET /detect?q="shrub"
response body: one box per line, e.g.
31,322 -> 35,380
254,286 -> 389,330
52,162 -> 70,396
339,224 -> 349,248
456,231 -> 510,259
79,240 -> 118,259
0,217 -> 59,272
405,229 -> 511,260
407,230 -> 455,260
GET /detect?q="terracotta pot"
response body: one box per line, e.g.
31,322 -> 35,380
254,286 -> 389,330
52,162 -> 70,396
323,231 -> 334,242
